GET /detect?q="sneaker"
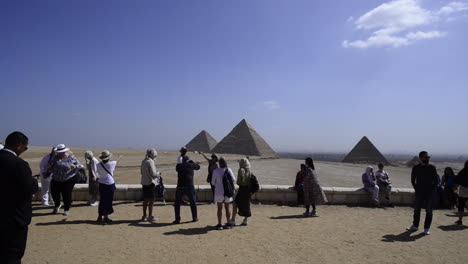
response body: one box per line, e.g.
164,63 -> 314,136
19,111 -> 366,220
455,220 -> 463,225
406,225 -> 418,231
228,220 -> 236,226
62,210 -> 70,216
147,216 -> 158,223
52,204 -> 62,214
141,216 -> 147,222
90,202 -> 98,207
241,219 -> 249,226
42,202 -> 50,206
216,224 -> 223,230
224,223 -> 233,229
96,217 -> 103,224
303,211 -> 311,217
172,220 -> 180,224
192,217 -> 199,222
104,218 -> 113,224
423,228 -> 430,235
310,211 -> 318,217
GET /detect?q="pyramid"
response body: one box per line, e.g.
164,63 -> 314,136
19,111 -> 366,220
185,130 -> 218,153
211,119 -> 278,158
406,156 -> 420,167
342,136 -> 388,164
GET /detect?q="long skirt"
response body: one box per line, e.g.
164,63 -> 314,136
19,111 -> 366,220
235,186 -> 252,217
98,183 -> 116,215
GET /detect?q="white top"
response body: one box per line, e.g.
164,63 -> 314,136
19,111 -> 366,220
177,155 -> 183,164
39,154 -> 52,177
211,168 -> 236,199
97,161 -> 117,185
88,157 -> 100,181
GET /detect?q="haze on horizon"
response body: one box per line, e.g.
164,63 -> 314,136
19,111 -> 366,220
1,0 -> 468,156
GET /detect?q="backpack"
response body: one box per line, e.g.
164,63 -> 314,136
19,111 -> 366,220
250,174 -> 260,194
455,168 -> 468,187
155,176 -> 166,198
75,168 -> 88,184
223,169 -> 235,198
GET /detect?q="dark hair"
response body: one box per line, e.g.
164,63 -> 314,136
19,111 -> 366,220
419,151 -> 428,158
5,131 -> 28,146
219,157 -> 227,168
182,155 -> 190,163
305,157 -> 315,170
444,167 -> 454,176
300,164 -> 306,169
378,163 -> 384,168
49,147 -> 56,156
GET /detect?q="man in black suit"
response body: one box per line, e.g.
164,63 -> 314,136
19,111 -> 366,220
0,131 -> 38,264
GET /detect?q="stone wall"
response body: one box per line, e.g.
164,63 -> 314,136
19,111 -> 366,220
36,184 -> 415,206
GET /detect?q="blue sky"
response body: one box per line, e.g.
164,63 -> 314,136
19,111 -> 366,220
1,0 -> 467,154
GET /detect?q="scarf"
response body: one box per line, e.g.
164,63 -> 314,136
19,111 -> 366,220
237,158 -> 252,186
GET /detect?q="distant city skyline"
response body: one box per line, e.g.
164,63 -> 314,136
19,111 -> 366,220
1,0 -> 468,155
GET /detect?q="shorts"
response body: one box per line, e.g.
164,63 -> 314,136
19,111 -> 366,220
214,195 -> 233,203
142,184 -> 156,199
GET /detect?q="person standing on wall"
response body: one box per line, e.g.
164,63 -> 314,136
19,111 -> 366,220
0,131 -> 38,264
407,151 -> 439,235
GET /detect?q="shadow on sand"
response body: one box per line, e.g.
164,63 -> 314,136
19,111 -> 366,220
269,214 -> 312,220
36,219 -> 139,226
437,224 -> 468,231
381,230 -> 426,242
164,225 -> 215,236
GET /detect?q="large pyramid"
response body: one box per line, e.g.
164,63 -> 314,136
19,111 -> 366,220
211,119 -> 278,158
342,136 -> 388,164
185,130 -> 218,153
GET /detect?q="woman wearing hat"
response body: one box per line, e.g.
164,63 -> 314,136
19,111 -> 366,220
140,149 -> 161,222
50,144 -> 83,216
96,150 -> 122,224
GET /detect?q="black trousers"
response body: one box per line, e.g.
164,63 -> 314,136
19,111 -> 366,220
413,188 -> 436,229
51,177 -> 76,210
174,186 -> 197,221
0,225 -> 28,264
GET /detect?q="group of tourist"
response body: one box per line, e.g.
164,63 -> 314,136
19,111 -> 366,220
2,130 -> 468,263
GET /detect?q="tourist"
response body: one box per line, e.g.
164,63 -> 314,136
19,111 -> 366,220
302,157 -> 327,216
85,151 -> 100,206
0,131 -> 38,264
294,164 -> 306,206
230,158 -> 258,226
173,156 -> 200,224
50,144 -> 83,216
140,148 -> 161,222
441,167 -> 458,209
455,161 -> 468,225
362,166 -> 380,206
96,150 -> 122,224
201,152 -> 219,204
177,147 -> 187,164
211,157 -> 236,230
407,151 -> 439,235
375,163 -> 393,207
39,147 -> 56,206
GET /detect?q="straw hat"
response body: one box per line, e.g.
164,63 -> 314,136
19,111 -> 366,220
99,150 -> 112,161
55,144 -> 69,153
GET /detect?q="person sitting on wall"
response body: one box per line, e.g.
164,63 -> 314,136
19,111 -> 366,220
362,166 -> 380,206
375,163 -> 393,207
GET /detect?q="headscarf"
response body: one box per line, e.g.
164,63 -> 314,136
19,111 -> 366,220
365,166 -> 375,181
146,148 -> 158,159
84,151 -> 94,160
237,158 -> 252,186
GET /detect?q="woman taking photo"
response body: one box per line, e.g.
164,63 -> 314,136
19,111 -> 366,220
96,150 -> 122,224
50,144 -> 83,216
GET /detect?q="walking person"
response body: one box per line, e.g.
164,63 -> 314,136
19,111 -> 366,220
375,163 -> 393,207
39,147 -> 56,206
141,148 -> 161,222
50,144 -> 83,216
0,131 -> 38,264
230,158 -> 259,226
201,152 -> 219,204
362,166 -> 380,206
455,161 -> 468,225
96,150 -> 122,224
212,157 -> 236,230
303,157 -> 327,216
294,164 -> 306,206
85,151 -> 100,206
173,156 -> 200,224
441,167 -> 458,210
407,151 -> 439,235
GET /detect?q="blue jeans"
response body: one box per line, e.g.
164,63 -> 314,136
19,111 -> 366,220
174,186 -> 197,221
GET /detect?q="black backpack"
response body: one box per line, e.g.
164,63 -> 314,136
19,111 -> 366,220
223,169 -> 235,198
455,168 -> 468,187
250,174 -> 260,194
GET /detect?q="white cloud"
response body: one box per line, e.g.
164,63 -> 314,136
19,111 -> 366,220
263,101 -> 280,110
343,0 -> 468,49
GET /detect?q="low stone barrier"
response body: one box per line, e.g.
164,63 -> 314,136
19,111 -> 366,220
35,184 -> 415,206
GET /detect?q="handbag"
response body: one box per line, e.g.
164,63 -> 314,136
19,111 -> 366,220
249,174 -> 260,194
222,168 -> 235,198
75,168 -> 88,184
155,176 -> 166,198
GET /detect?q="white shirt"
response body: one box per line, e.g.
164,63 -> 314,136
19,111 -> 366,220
40,154 -> 52,177
211,168 -> 236,198
97,161 -> 117,185
177,155 -> 183,164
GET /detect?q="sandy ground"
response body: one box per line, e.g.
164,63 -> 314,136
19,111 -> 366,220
24,201 -> 468,264
24,147 -> 465,188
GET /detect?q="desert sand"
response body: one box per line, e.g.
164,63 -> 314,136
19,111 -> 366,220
24,201 -> 467,264
24,147 -> 465,188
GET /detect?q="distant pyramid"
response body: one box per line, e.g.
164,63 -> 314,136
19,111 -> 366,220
406,156 -> 420,167
342,136 -> 388,164
185,130 -> 218,153
211,119 -> 278,158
